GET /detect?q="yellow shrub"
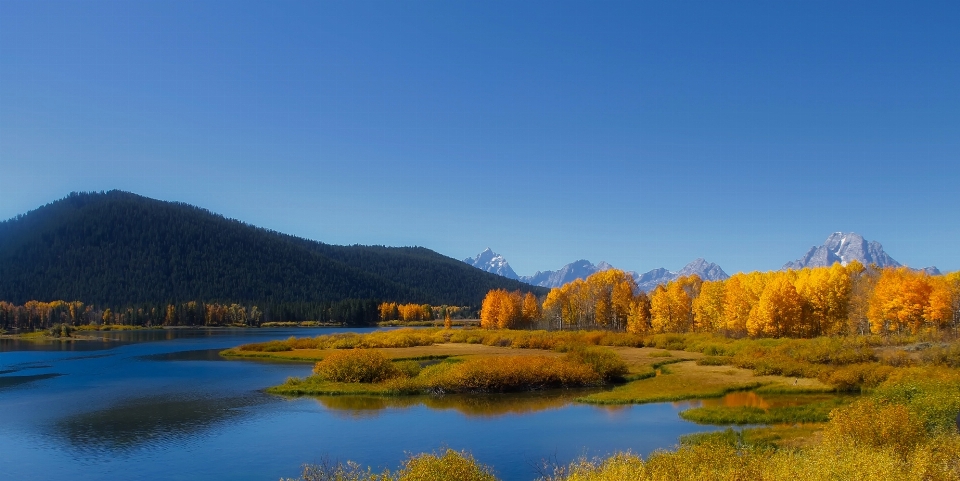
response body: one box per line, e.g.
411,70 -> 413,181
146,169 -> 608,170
312,349 -> 400,383
396,449 -> 496,481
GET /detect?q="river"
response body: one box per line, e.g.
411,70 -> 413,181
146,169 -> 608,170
0,328 -> 724,480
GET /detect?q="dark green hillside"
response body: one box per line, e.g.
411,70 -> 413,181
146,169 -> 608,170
0,191 -> 544,310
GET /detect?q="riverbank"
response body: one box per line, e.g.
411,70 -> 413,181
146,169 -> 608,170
230,328 -> 960,457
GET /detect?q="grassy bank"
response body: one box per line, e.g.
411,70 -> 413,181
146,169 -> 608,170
575,361 -> 831,405
678,394 -> 850,424
269,346 -> 627,396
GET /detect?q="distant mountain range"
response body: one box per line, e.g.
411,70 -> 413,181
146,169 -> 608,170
462,249 -> 729,291
464,232 -> 941,291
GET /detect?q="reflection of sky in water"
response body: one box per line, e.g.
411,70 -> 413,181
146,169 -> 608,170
54,394 -> 271,453
0,327 -> 725,481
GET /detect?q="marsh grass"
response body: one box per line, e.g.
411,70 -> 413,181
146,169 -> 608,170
235,328 -> 645,354
284,448 -> 496,481
679,397 -> 850,424
272,348 -> 624,396
578,361 -> 777,405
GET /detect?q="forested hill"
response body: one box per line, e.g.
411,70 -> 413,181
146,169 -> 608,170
0,191 -> 544,307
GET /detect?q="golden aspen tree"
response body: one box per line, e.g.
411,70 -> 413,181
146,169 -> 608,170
626,292 -> 651,334
925,275 -> 956,329
565,279 -> 590,328
521,292 -> 541,324
846,261 -> 876,335
869,268 -> 911,334
900,273 -> 933,334
795,264 -> 852,336
542,287 -> 568,330
723,275 -> 757,336
609,278 -> 634,330
648,285 -> 671,333
693,280 -> 725,332
480,289 -> 504,329
748,275 -> 803,337
673,275 -> 701,331
594,294 -> 612,329
497,291 -> 522,329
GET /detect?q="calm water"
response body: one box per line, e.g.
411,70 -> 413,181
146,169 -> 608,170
0,328 -> 723,481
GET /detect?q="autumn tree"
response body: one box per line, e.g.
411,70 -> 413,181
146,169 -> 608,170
692,280 -> 725,333
626,291 -> 651,334
521,292 -> 541,323
747,275 -> 803,337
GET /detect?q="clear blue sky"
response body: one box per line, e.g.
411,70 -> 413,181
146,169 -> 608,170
2,1 -> 958,275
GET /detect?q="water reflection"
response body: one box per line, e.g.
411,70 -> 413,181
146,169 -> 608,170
674,391 -> 840,410
53,394 -> 271,452
312,388 -> 607,419
0,337 -> 127,352
138,349 -> 230,362
0,373 -> 62,390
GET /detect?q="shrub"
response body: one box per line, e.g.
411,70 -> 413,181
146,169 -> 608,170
563,346 -> 629,381
393,360 -> 422,378
823,398 -> 926,456
818,363 -> 894,391
422,356 -> 601,393
396,449 -> 497,481
312,349 -> 400,383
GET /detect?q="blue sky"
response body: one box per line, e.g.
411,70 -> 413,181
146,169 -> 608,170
2,1 -> 958,275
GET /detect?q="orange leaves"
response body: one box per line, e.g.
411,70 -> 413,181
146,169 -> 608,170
379,302 -> 435,322
541,269 -> 640,330
867,268 -> 952,335
480,289 -> 527,329
747,274 -> 803,337
536,263 -> 959,339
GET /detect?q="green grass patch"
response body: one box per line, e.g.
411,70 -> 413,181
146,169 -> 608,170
577,361 -> 766,405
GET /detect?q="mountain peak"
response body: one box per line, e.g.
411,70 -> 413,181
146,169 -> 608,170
463,249 -> 519,280
635,259 -> 729,292
784,232 -> 900,270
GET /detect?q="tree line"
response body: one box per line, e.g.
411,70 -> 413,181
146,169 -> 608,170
481,262 -> 960,337
377,302 -> 472,322
0,298 -> 386,331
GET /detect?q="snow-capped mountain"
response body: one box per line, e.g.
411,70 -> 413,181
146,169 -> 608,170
634,258 -> 730,292
462,248 -> 519,279
783,232 -> 898,270
783,232 -> 939,274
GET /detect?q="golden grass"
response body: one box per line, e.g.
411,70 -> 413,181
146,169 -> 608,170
577,361 -> 832,405
272,350 -> 610,396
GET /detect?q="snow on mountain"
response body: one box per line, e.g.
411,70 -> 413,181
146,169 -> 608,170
783,232 -> 940,274
462,248 -> 519,280
783,232 -> 898,270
